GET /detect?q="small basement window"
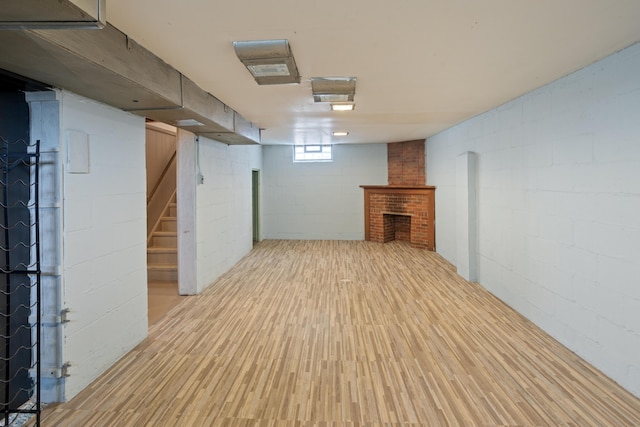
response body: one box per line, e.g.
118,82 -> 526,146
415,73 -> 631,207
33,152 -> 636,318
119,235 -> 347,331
293,144 -> 332,162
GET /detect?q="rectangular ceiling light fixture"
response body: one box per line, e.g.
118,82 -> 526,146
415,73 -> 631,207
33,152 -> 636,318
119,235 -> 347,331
331,103 -> 355,111
311,77 -> 356,103
233,39 -> 300,85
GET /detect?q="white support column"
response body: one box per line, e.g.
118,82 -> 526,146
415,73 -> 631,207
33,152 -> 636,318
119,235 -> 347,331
176,129 -> 197,295
26,90 -> 66,403
456,151 -> 477,282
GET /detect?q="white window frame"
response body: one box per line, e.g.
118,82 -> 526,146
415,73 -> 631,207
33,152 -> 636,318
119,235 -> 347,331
293,144 -> 333,162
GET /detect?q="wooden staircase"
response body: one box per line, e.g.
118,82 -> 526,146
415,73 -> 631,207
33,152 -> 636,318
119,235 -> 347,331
147,198 -> 177,281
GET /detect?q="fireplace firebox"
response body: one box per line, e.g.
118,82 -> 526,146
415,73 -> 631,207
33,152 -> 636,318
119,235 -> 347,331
360,185 -> 435,250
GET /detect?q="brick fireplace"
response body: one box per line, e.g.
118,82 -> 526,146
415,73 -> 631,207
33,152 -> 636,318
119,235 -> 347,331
361,140 -> 436,250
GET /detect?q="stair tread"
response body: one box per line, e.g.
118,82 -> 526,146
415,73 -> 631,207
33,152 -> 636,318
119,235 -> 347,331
147,264 -> 177,270
148,198 -> 177,278
147,247 -> 177,253
152,231 -> 177,236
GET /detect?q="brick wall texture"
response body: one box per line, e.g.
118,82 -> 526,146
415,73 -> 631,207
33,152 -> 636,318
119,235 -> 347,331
365,188 -> 434,250
387,140 -> 425,185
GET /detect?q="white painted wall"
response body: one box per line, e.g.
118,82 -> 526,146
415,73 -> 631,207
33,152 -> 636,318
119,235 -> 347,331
426,42 -> 640,397
60,92 -> 148,399
194,137 -> 262,293
263,144 -> 387,240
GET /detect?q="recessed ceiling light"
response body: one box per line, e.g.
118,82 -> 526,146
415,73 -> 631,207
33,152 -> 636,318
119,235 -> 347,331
331,103 -> 355,111
233,39 -> 300,85
332,131 -> 349,136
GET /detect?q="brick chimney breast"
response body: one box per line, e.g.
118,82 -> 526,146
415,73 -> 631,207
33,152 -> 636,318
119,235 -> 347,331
387,139 -> 425,185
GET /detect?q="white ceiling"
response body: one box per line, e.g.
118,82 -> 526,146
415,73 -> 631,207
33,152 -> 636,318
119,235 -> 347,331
107,0 -> 640,146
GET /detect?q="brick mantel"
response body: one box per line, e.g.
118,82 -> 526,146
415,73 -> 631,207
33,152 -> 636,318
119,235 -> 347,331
360,185 -> 436,250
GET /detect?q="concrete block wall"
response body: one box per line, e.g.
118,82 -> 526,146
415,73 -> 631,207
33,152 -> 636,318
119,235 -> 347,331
426,42 -> 640,397
195,136 -> 262,293
263,144 -> 387,240
60,92 -> 148,399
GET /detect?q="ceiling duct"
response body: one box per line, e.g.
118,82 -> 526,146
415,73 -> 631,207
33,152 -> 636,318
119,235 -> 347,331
131,76 -> 233,134
0,24 -> 183,111
133,77 -> 260,143
0,0 -> 106,29
0,6 -> 259,144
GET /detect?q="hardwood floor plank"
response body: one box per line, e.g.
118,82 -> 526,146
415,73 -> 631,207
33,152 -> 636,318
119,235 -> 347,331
147,280 -> 186,325
36,240 -> 640,426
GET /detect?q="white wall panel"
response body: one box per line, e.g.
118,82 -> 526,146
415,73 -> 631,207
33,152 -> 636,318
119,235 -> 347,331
427,42 -> 640,397
194,137 -> 262,293
60,91 -> 148,400
263,144 -> 387,240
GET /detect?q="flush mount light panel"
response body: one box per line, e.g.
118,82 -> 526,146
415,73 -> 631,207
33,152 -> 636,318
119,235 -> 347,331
234,39 -> 300,85
331,103 -> 355,111
332,131 -> 349,136
311,77 -> 356,103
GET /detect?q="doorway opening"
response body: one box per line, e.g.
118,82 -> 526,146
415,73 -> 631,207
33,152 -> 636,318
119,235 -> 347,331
145,122 -> 184,325
252,169 -> 260,244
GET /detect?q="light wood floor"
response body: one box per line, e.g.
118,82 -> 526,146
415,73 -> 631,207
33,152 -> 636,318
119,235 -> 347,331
37,240 -> 640,426
147,280 -> 187,325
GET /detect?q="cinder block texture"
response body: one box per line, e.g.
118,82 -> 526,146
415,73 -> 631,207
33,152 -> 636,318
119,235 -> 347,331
426,42 -> 640,397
